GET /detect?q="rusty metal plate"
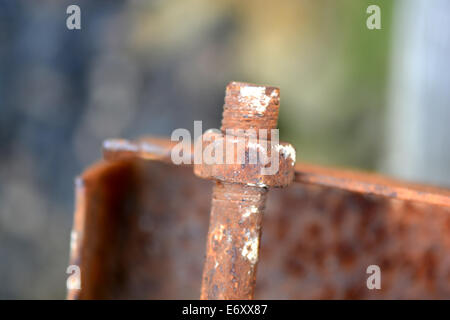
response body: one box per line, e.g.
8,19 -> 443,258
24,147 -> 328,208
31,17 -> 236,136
68,148 -> 450,299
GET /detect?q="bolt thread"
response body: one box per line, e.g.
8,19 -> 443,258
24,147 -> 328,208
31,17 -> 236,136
221,82 -> 280,138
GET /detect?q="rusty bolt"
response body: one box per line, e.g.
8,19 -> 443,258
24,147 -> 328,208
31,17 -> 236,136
194,81 -> 296,299
194,131 -> 295,187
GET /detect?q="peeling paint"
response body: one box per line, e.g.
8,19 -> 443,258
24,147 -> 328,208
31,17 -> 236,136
246,182 -> 268,188
226,230 -> 233,243
241,231 -> 259,264
212,224 -> 226,242
275,144 -> 296,163
239,86 -> 274,114
242,205 -> 259,219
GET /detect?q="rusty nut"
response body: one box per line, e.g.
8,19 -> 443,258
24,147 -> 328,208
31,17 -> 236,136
193,130 -> 295,188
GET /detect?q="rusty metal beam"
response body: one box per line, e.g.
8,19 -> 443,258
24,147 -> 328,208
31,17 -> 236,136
68,155 -> 450,299
102,137 -> 450,208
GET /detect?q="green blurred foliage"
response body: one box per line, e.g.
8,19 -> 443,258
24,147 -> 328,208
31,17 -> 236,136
130,0 -> 393,170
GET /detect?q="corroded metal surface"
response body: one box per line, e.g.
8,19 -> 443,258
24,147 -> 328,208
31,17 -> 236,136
201,182 -> 268,299
195,82 -> 295,299
294,163 -> 450,208
103,138 -> 450,208
221,81 -> 280,138
194,131 -> 295,188
69,158 -> 450,299
69,160 -> 211,299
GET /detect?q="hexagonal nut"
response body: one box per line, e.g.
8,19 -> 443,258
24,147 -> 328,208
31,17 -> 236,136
193,131 -> 296,188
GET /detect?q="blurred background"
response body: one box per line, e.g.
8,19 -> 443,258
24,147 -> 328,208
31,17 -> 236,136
0,0 -> 449,298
